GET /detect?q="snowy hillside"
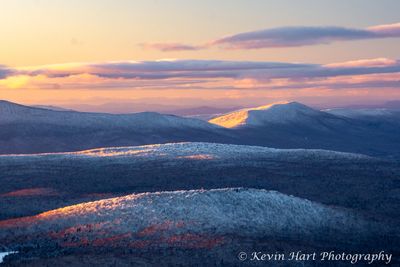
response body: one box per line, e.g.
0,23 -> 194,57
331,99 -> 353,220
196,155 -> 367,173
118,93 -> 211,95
325,108 -> 400,119
0,188 -> 374,246
2,100 -> 400,156
3,141 -> 394,222
0,100 -> 219,130
209,101 -> 337,128
208,102 -> 400,157
0,100 -> 234,154
31,105 -> 74,112
9,142 -> 370,160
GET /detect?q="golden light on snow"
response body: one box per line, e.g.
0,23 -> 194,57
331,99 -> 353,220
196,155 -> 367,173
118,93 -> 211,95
209,101 -> 289,128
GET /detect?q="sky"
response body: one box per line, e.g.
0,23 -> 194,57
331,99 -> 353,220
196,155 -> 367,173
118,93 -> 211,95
1,0 -> 400,111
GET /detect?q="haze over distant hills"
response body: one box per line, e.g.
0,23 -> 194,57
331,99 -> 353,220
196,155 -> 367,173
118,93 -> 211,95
1,100 -> 400,156
57,102 -> 242,117
30,100 -> 400,116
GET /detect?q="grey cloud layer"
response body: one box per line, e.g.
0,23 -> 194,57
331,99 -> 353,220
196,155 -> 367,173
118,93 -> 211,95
214,26 -> 378,49
1,59 -> 400,91
16,59 -> 400,80
144,22 -> 400,51
16,60 -> 315,80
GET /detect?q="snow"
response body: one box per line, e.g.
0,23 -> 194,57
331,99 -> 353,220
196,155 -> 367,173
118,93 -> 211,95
0,252 -> 17,263
74,142 -> 369,160
31,105 -> 73,112
0,100 -> 219,130
209,101 -> 324,128
0,188 -> 371,242
4,142 -> 370,160
325,108 -> 397,118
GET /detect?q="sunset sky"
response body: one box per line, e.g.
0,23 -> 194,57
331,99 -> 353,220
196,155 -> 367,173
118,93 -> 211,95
1,0 -> 400,111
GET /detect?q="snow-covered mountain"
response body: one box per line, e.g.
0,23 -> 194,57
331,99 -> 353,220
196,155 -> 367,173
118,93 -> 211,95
208,102 -> 400,157
0,100 -> 219,130
0,188 -> 379,250
66,142 -> 369,160
2,100 -> 400,156
209,101 -> 336,128
325,107 -> 400,120
0,100 -> 232,154
1,142 -> 399,265
2,142 -> 397,222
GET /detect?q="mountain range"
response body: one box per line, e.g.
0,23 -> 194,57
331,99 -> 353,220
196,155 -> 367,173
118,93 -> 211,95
1,103 -> 400,265
1,142 -> 399,265
1,142 -> 397,220
0,100 -> 232,154
1,100 -> 400,156
2,188 -> 394,266
209,101 -> 400,157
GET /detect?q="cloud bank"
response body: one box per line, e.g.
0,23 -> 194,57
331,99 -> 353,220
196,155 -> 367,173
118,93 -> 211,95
144,22 -> 400,51
15,58 -> 400,80
0,58 -> 400,92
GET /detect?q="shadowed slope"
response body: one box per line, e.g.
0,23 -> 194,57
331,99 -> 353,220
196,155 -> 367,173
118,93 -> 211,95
1,188 -> 397,266
0,100 -> 233,154
0,142 -> 398,222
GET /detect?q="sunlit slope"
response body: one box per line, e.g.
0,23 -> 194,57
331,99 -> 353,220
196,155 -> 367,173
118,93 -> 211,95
209,102 -> 400,156
209,101 -> 329,128
4,142 -> 370,160
0,188 -> 379,249
1,188 -> 399,266
2,142 -> 398,222
2,100 -> 400,156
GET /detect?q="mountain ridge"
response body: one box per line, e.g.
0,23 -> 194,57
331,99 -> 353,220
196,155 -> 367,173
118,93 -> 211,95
2,100 -> 400,157
0,99 -> 224,130
0,100 -> 233,154
0,188 -> 381,250
209,101 -> 338,128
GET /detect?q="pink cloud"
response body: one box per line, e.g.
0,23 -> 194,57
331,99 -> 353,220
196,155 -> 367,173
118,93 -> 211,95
1,58 -> 400,92
368,22 -> 400,37
143,22 -> 400,51
324,58 -> 398,68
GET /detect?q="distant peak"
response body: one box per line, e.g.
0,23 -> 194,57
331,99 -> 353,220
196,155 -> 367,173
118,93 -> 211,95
242,101 -> 312,112
209,101 -> 318,128
285,101 -> 307,107
249,101 -> 291,111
